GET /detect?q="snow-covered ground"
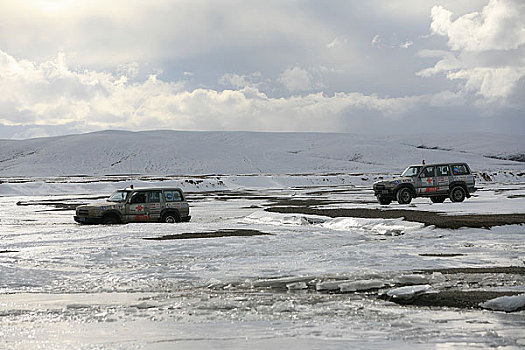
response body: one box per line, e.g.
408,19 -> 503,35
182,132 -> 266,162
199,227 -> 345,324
1,176 -> 524,349
1,130 -> 524,177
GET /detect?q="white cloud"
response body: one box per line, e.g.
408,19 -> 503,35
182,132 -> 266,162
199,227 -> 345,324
278,66 -> 319,92
371,34 -> 413,49
117,62 -> 140,79
327,36 -> 348,49
0,50 -> 423,133
430,0 -> 525,51
448,66 -> 525,102
420,0 -> 525,105
219,72 -> 263,89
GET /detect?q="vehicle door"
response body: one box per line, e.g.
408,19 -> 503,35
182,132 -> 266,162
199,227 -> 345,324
436,165 -> 451,194
417,166 -> 437,195
126,191 -> 149,222
147,190 -> 162,221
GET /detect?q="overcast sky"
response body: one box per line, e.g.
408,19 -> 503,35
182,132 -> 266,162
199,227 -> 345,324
0,0 -> 524,139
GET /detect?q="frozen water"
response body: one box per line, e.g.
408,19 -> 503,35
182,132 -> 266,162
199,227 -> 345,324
480,294 -> 525,312
321,217 -> 425,236
386,285 -> 433,299
339,279 -> 387,292
393,274 -> 429,285
1,178 -> 525,348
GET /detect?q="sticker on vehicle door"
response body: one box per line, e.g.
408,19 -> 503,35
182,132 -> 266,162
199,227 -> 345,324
422,177 -> 434,185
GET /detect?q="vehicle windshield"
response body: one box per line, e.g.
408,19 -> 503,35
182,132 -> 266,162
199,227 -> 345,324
401,166 -> 421,177
108,190 -> 130,202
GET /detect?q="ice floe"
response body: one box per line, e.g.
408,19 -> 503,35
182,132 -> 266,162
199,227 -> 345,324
386,285 -> 433,299
393,274 -> 429,285
339,279 -> 387,292
244,211 -> 426,236
480,294 -> 525,312
321,217 -> 425,236
316,280 -> 353,291
286,282 -> 308,290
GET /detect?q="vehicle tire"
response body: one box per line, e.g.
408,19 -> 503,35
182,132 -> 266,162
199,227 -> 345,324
377,196 -> 392,205
162,212 -> 180,223
102,215 -> 120,224
449,186 -> 466,202
430,196 -> 446,203
396,188 -> 412,204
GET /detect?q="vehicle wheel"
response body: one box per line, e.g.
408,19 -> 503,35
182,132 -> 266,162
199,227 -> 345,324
430,196 -> 446,203
102,215 -> 120,224
449,186 -> 466,202
377,196 -> 392,205
396,188 -> 412,204
162,212 -> 180,223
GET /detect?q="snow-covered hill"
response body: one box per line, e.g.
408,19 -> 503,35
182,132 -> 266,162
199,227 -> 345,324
0,130 -> 523,177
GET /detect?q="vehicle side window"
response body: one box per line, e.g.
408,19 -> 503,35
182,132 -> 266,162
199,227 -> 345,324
452,164 -> 469,175
420,166 -> 435,177
437,165 -> 450,177
130,192 -> 146,204
165,191 -> 182,202
148,191 -> 162,203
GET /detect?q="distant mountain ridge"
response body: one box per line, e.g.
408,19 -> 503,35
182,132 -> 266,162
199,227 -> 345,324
0,130 -> 523,177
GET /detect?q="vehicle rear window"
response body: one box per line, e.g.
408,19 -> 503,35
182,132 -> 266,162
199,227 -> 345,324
452,164 -> 470,175
148,191 -> 162,203
165,190 -> 182,202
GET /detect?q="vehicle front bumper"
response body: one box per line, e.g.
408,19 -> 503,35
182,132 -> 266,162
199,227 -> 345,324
74,216 -> 103,224
373,186 -> 395,197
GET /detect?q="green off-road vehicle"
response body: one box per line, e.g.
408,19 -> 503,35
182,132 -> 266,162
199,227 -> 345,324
74,187 -> 191,224
373,163 -> 476,205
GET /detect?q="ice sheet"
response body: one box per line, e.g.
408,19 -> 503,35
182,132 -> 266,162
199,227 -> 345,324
1,179 -> 524,349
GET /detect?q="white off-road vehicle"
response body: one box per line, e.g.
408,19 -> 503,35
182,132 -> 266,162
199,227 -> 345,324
373,163 -> 476,205
74,187 -> 191,224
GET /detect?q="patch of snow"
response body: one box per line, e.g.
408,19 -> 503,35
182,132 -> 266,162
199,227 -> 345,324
244,211 -> 427,236
0,130 -> 523,177
249,276 -> 314,289
480,294 -> 525,312
316,280 -> 352,291
321,217 -> 425,236
243,211 -> 327,227
386,285 -> 433,299
286,282 -> 308,290
339,279 -> 388,292
393,274 -> 429,286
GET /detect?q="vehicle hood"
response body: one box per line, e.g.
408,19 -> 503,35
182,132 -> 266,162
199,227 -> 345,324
77,200 -> 123,209
374,177 -> 414,186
